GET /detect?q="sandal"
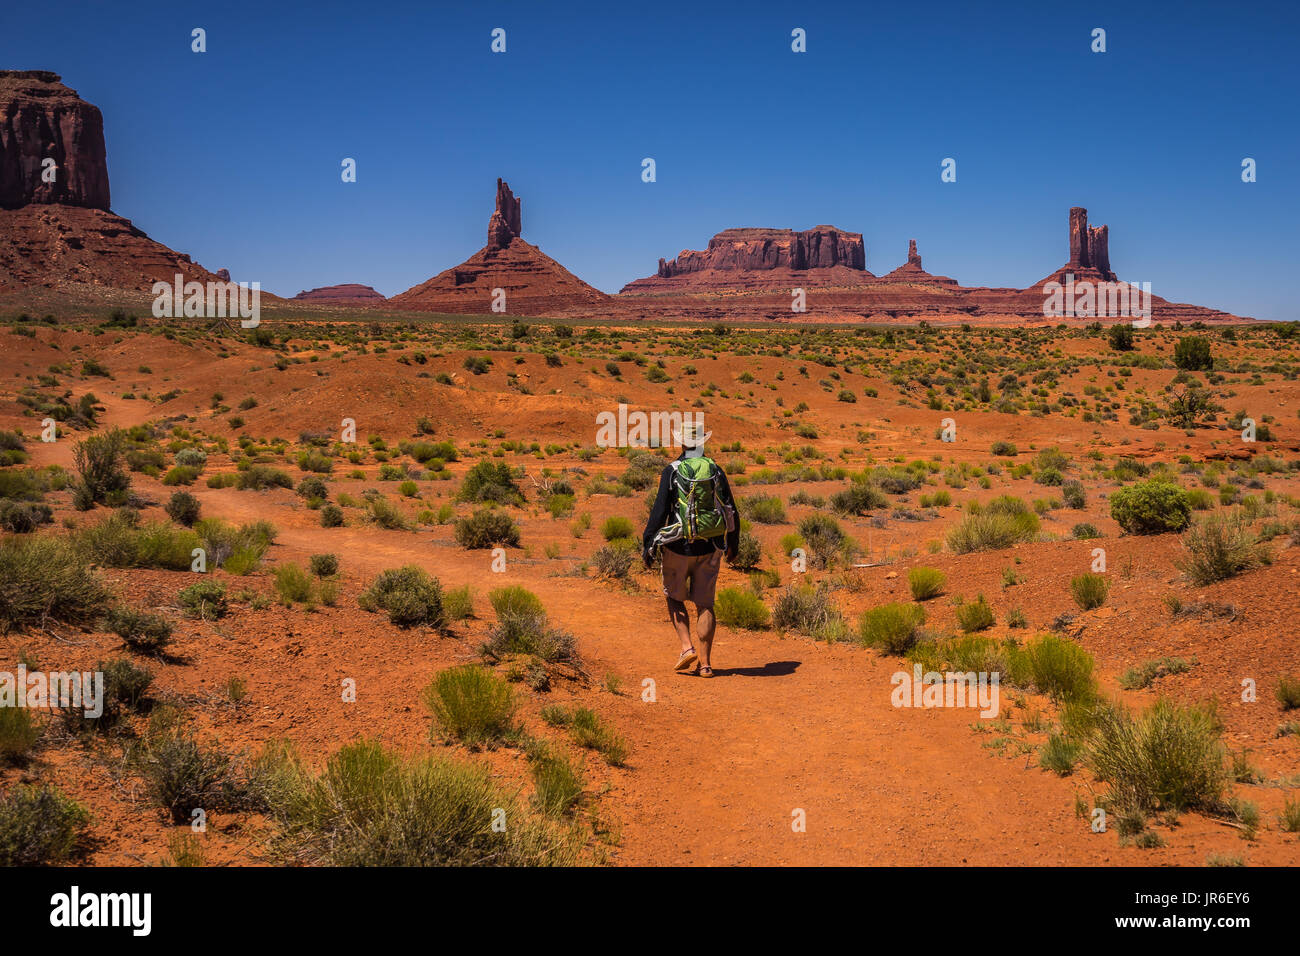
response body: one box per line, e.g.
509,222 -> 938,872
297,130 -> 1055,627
698,666 -> 714,678
674,649 -> 698,672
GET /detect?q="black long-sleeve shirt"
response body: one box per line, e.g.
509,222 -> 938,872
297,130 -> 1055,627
642,453 -> 740,557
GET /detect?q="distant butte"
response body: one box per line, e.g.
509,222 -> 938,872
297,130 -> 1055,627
293,284 -> 386,303
0,70 -> 231,296
389,178 -> 609,316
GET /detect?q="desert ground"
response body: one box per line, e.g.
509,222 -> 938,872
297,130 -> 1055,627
1,308 -> 1298,867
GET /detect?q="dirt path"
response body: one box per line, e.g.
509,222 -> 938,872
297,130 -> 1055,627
196,490 -> 1281,866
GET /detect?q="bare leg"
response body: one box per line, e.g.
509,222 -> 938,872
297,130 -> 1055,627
667,597 -> 693,653
696,606 -> 716,670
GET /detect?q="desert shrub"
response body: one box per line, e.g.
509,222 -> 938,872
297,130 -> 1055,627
619,452 -> 666,491
568,707 -> 629,767
529,745 -> 584,817
1040,732 -> 1084,776
797,513 -> 848,569
366,495 -> 410,531
236,464 -> 293,490
359,566 -> 443,628
592,541 -> 637,580
175,447 -> 207,470
1061,480 -> 1086,509
193,517 -> 275,570
1110,480 -> 1192,535
732,529 -> 762,570
1070,573 -> 1110,610
955,594 -> 995,632
178,580 -> 228,619
771,584 -> 842,639
1107,324 -> 1135,351
308,553 -> 339,577
0,785 -> 90,865
1119,657 -> 1193,690
991,441 -> 1018,457
263,739 -> 577,865
274,563 -> 314,605
483,588 -> 575,663
454,508 -> 520,549
1174,336 -> 1213,371
714,587 -> 770,629
132,724 -> 268,823
859,602 -> 925,654
907,634 -> 1021,679
162,465 -> 200,486
458,461 -> 523,506
424,666 -> 517,749
743,494 -> 786,524
320,504 -> 344,527
1021,634 -> 1096,702
296,450 -> 333,474
1088,698 -> 1227,813
107,606 -> 173,655
0,706 -> 41,763
0,500 -> 53,533
296,475 -> 328,501
946,510 -> 1039,553
442,586 -> 474,622
0,536 -> 112,634
60,657 -> 154,734
1177,510 -> 1269,585
830,481 -> 887,516
601,515 -> 635,541
1277,677 -> 1300,711
1072,523 -> 1101,540
72,428 -> 130,507
164,490 -> 202,526
908,566 -> 946,601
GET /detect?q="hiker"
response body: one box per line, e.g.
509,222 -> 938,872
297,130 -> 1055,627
641,420 -> 739,678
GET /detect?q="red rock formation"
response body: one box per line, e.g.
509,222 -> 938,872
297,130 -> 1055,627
654,226 -> 865,277
0,71 -> 109,210
877,240 -> 958,286
907,239 -> 921,268
391,179 -> 607,316
294,284 -> 386,303
0,70 -> 229,295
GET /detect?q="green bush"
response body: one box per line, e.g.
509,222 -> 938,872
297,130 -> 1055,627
132,724 -> 268,823
529,745 -> 584,817
1070,573 -> 1110,610
274,563 -> 314,605
424,666 -> 517,749
1088,698 -> 1227,812
178,580 -> 228,619
165,491 -> 202,526
1110,481 -> 1191,535
320,504 -> 344,527
859,602 -> 925,654
1174,336 -> 1213,371
955,594 -> 995,632
946,511 -> 1039,553
771,584 -> 843,640
309,553 -> 339,577
458,461 -> 523,505
600,515 -> 635,541
483,587 -> 574,662
743,494 -> 786,524
107,606 -> 173,655
1178,510 -> 1269,584
360,566 -> 443,628
262,739 -> 577,865
0,785 -> 90,865
714,587 -> 770,629
72,428 -> 130,507
797,513 -> 848,569
908,567 -> 946,601
0,536 -> 112,634
830,481 -> 887,516
568,707 -> 629,767
592,541 -> 637,580
454,509 -> 520,549
0,706 -> 41,763
1021,634 -> 1096,702
236,464 -> 294,490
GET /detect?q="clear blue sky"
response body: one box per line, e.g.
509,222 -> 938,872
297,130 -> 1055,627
5,0 -> 1297,318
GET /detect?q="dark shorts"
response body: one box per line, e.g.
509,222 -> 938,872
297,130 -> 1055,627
661,547 -> 723,607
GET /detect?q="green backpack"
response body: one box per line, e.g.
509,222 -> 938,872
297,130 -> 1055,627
654,456 -> 733,547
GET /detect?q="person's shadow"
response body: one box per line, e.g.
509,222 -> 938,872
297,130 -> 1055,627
711,660 -> 800,678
